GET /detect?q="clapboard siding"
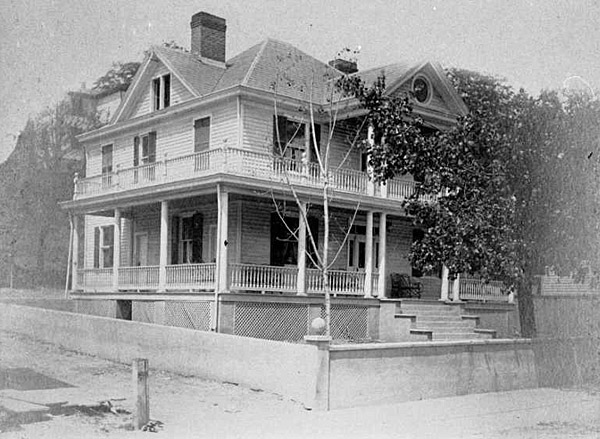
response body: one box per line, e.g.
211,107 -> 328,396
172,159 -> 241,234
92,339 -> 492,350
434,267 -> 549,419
242,103 -> 273,152
328,124 -> 360,170
85,101 -> 238,176
131,64 -> 194,119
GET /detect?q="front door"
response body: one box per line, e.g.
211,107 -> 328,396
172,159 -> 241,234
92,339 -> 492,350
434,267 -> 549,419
348,236 -> 366,272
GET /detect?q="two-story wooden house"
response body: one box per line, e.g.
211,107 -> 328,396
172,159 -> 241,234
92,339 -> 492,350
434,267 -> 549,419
61,12 -> 511,341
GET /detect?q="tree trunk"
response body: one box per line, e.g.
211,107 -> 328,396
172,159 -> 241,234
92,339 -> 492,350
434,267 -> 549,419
517,268 -> 537,338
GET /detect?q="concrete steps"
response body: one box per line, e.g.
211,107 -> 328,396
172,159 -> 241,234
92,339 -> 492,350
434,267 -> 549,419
396,300 -> 496,341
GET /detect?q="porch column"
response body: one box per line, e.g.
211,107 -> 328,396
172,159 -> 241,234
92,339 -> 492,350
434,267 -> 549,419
377,213 -> 387,298
158,200 -> 169,292
297,201 -> 307,296
113,208 -> 121,292
364,211 -> 374,298
440,266 -> 450,301
216,186 -> 229,292
71,215 -> 80,291
452,273 -> 461,302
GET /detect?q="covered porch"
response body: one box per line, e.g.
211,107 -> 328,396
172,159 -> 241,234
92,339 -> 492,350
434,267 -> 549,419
70,189 -> 510,303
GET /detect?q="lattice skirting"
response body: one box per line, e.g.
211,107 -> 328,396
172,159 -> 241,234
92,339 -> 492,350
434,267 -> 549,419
233,302 -> 310,342
322,304 -> 369,342
165,301 -> 212,331
132,301 -> 155,324
232,301 -> 369,343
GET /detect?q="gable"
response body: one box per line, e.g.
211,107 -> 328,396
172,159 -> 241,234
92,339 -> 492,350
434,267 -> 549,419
125,61 -> 195,120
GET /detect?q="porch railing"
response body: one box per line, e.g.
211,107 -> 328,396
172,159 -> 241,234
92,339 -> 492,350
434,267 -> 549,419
455,277 -> 508,302
118,266 -> 160,289
306,269 -> 366,296
74,147 -> 429,203
77,268 -> 113,289
165,263 -> 216,289
229,264 -> 298,293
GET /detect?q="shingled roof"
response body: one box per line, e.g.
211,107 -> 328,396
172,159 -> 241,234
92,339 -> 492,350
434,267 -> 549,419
152,39 -> 342,103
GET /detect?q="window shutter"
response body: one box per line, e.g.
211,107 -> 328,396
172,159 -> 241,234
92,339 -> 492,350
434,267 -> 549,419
148,132 -> 157,163
191,213 -> 203,263
163,74 -> 171,108
310,124 -> 321,163
93,227 -> 100,268
171,216 -> 180,264
273,115 -> 288,154
133,136 -> 139,167
153,78 -> 161,111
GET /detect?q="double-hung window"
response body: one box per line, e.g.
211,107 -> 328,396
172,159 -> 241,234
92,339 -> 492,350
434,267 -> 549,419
101,144 -> 113,187
133,132 -> 157,182
152,74 -> 171,111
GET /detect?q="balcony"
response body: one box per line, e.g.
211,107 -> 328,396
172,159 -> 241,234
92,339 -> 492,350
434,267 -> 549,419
74,147 -> 428,203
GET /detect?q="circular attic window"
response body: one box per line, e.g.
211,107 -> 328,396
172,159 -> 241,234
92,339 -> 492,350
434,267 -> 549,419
412,77 -> 431,104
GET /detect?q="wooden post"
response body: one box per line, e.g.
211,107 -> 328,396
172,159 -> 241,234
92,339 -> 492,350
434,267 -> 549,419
364,211 -> 373,298
158,200 -> 169,292
452,274 -> 461,302
113,208 -> 121,292
377,213 -> 387,298
216,185 -> 229,292
297,201 -> 307,296
440,266 -> 450,301
133,358 -> 149,430
71,215 -> 79,291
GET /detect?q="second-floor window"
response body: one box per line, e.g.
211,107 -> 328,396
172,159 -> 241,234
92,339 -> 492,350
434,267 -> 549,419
101,144 -> 113,174
133,132 -> 157,166
194,117 -> 210,152
273,115 -> 321,165
152,74 -> 171,111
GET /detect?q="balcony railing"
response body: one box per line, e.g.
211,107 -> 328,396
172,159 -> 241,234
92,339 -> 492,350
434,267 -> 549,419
118,266 -> 160,290
74,147 -> 423,203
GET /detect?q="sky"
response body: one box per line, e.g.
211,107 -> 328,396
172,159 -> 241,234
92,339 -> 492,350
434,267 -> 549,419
1,0 -> 599,163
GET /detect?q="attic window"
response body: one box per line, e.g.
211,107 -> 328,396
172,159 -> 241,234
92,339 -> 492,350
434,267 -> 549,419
412,76 -> 430,104
152,74 -> 171,110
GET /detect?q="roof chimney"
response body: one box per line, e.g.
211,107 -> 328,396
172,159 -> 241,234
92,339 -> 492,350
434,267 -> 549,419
190,12 -> 227,64
328,58 -> 358,75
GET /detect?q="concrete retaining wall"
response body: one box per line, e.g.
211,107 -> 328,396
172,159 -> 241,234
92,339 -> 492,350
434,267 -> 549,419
0,303 -> 320,408
533,295 -> 600,388
328,340 -> 537,409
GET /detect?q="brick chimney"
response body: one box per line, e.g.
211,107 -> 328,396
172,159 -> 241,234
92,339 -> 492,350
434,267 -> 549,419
328,59 -> 358,75
190,12 -> 227,63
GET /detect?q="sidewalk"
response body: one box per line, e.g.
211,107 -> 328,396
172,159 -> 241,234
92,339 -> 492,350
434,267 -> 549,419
1,329 -> 599,438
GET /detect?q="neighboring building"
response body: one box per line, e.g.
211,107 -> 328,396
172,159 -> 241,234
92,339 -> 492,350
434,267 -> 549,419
61,12 -> 513,341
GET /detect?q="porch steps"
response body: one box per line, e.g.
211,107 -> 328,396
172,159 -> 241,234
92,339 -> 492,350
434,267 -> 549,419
396,300 -> 496,341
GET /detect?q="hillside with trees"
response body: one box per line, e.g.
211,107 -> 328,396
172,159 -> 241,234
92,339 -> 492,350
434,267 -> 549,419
0,62 -> 139,288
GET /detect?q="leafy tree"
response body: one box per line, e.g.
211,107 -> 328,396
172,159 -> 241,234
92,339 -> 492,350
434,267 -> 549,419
92,61 -> 141,93
341,68 -> 600,337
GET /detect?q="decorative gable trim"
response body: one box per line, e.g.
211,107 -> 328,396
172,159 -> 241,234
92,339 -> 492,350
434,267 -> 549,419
111,54 -> 154,124
385,61 -> 468,118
